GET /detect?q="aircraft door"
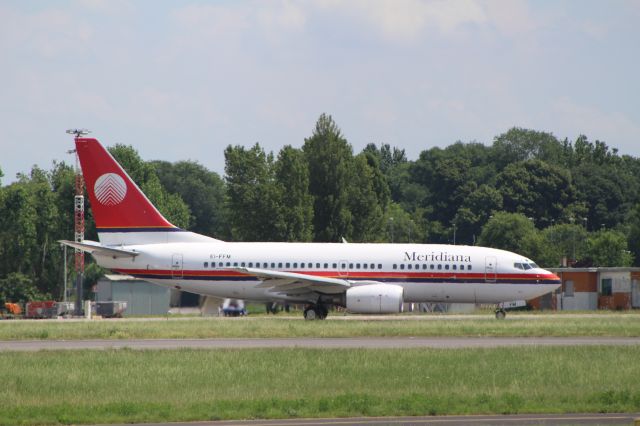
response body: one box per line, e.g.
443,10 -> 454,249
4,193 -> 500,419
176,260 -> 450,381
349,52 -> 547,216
485,256 -> 497,283
338,260 -> 349,278
171,254 -> 183,279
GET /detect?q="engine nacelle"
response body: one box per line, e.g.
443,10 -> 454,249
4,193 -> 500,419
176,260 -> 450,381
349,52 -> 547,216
346,284 -> 404,314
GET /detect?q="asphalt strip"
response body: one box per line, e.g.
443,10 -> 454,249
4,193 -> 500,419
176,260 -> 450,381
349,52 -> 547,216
96,412 -> 640,426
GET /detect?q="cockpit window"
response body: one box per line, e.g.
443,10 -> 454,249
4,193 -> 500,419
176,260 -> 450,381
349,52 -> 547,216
529,262 -> 539,269
522,263 -> 532,270
514,263 -> 524,270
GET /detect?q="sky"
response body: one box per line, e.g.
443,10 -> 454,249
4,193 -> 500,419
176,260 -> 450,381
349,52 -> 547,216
1,0 -> 639,183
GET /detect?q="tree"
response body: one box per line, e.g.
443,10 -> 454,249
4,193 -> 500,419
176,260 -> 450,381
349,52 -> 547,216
224,143 -> 282,241
362,143 -> 407,176
153,160 -> 228,239
541,224 -> 588,266
303,114 -> 353,242
0,272 -> 48,305
274,146 -> 313,242
496,160 -> 575,228
491,127 -> 564,169
348,154 -> 387,242
384,202 -> 425,243
584,230 -> 633,267
627,204 -> 640,267
454,184 -> 503,245
0,182 -> 38,277
572,163 -> 634,231
478,212 -> 548,264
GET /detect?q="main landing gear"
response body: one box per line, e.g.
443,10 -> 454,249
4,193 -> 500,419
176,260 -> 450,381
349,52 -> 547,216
495,307 -> 507,320
303,304 -> 328,320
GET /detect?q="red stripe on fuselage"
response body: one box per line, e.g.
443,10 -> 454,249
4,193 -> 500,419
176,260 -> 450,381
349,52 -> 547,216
113,268 -> 557,281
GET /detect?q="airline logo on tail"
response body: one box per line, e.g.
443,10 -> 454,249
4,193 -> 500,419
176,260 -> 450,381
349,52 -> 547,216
94,173 -> 127,206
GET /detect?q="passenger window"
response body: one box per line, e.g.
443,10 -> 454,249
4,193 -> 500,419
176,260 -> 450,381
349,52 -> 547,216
400,264 -> 405,270
278,262 -> 283,268
378,264 -> 382,269
430,264 -> 435,270
445,264 -> 449,270
286,263 -> 290,268
468,265 -> 472,271
452,265 -> 457,270
226,262 -> 231,267
317,263 -> 321,268
248,262 -> 253,267
423,264 -> 427,270
241,262 -> 245,267
324,263 -> 329,268
204,262 -> 208,268
393,264 -> 397,270
333,263 -> 338,268
218,262 -> 223,267
437,264 -> 442,270
408,264 -> 412,270
460,265 -> 464,271
363,263 -> 368,269
356,263 -> 360,269
233,262 -> 238,267
349,263 -> 353,269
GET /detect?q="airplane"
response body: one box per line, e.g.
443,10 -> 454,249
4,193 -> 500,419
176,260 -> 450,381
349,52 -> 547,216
60,136 -> 561,320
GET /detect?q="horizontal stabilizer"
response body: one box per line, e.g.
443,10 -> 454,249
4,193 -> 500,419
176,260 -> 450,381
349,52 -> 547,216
58,240 -> 139,258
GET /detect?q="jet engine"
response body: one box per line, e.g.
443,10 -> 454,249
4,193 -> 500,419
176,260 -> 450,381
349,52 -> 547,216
346,283 -> 404,314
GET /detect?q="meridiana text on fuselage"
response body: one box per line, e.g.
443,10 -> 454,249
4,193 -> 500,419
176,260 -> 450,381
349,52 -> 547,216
403,251 -> 472,263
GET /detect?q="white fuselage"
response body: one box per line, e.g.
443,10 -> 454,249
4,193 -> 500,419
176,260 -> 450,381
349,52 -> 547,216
93,242 -> 560,304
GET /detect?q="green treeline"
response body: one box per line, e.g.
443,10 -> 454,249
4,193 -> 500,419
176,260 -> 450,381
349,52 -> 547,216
1,113 -> 640,302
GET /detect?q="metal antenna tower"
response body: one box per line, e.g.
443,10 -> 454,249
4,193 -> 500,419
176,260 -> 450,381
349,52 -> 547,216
66,129 -> 90,315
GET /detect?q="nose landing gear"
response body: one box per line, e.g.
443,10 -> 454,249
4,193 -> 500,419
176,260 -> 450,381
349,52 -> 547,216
495,307 -> 506,320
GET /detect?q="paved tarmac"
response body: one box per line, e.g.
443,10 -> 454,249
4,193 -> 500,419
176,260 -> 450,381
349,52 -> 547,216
99,413 -> 640,425
2,336 -> 640,351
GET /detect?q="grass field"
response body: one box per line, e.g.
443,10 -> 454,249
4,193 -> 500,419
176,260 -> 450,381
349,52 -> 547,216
1,313 -> 640,340
1,346 -> 639,425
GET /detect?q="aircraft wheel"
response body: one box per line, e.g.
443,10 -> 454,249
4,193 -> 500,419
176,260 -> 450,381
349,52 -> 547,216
304,306 -> 317,321
495,309 -> 506,320
316,305 -> 328,320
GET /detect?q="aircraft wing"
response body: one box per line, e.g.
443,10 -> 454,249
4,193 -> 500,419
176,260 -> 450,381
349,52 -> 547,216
58,240 -> 139,258
232,267 -> 351,296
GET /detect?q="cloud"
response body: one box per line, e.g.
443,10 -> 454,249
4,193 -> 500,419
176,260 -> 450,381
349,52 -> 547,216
74,0 -> 135,16
551,97 -> 640,152
482,0 -> 539,37
318,0 -> 487,42
0,6 -> 92,58
170,1 -> 306,44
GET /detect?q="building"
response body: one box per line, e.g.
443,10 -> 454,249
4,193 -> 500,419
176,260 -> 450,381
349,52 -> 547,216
546,267 -> 640,311
96,275 -> 170,316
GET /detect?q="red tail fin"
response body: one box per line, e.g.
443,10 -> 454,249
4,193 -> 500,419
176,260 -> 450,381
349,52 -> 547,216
75,138 -> 177,232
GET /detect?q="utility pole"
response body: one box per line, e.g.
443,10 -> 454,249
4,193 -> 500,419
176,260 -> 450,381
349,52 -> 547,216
66,129 -> 90,315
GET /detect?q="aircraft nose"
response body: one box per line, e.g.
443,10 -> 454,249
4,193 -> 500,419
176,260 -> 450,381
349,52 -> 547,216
542,269 -> 562,285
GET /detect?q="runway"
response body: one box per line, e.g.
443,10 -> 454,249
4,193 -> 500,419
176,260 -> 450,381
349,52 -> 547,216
101,412 -> 640,425
2,336 -> 640,351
